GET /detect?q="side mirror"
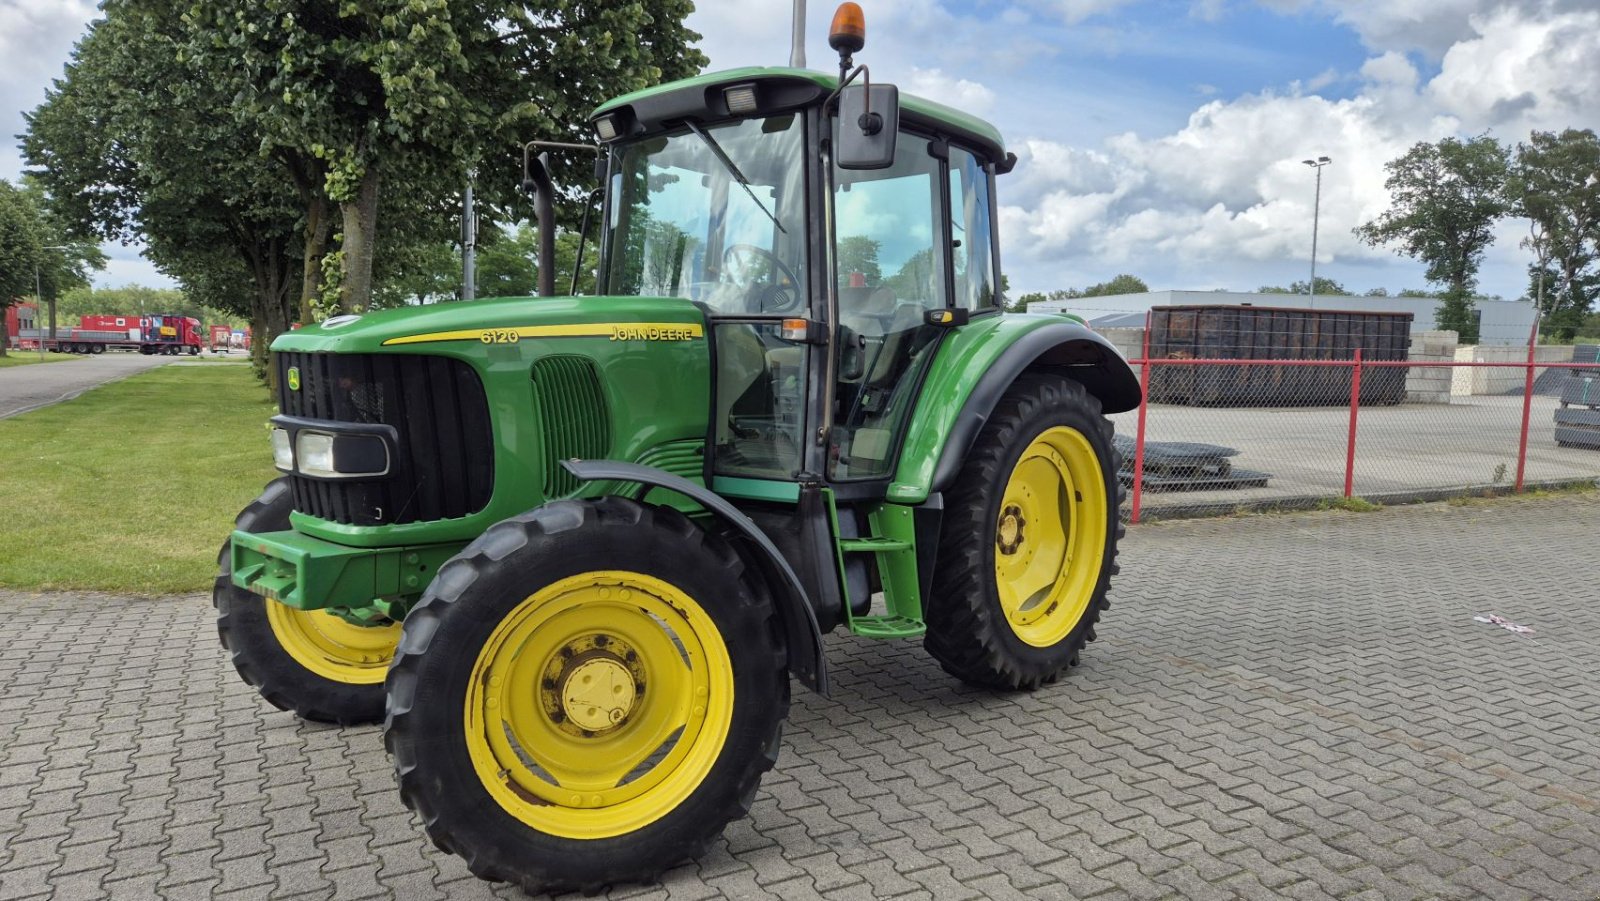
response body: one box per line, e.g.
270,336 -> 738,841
836,83 -> 899,170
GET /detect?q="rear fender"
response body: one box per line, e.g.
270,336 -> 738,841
561,459 -> 829,695
889,315 -> 1140,505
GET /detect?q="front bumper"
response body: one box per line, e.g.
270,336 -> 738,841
230,529 -> 461,611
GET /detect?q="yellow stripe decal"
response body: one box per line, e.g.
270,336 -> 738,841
382,322 -> 705,347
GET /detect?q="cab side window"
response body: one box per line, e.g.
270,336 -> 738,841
829,133 -> 946,480
948,147 -> 996,309
834,133 -> 946,316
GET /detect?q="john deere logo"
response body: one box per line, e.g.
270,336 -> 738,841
287,367 -> 300,391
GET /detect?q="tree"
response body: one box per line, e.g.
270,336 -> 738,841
24,7 -> 305,381
1081,274 -> 1149,297
0,181 -> 43,357
17,179 -> 107,337
1506,129 -> 1600,341
1009,291 -> 1045,313
0,180 -> 102,357
173,0 -> 707,313
1354,136 -> 1511,342
372,224 -> 598,306
837,236 -> 883,286
884,248 -> 938,301
54,286 -> 197,320
1364,287 -> 1390,297
1579,309 -> 1600,340
1257,277 -> 1349,296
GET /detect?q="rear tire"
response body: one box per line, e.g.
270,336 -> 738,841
924,373 -> 1123,690
214,479 -> 396,724
386,497 -> 789,895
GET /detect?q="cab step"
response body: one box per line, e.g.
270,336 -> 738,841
829,498 -> 926,640
838,537 -> 912,553
848,615 -> 926,639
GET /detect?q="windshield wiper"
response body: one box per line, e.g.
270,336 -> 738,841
683,121 -> 786,235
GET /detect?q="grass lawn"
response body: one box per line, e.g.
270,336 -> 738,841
0,365 -> 278,594
0,351 -> 81,367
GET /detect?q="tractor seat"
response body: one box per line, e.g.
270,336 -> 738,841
849,301 -> 927,389
838,286 -> 898,336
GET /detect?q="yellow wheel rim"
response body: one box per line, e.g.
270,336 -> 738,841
463,571 -> 734,840
265,604 -> 400,684
993,425 -> 1108,648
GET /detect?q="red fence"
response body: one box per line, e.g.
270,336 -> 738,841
1121,349 -> 1600,522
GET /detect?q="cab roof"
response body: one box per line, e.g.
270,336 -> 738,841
590,66 -> 1008,163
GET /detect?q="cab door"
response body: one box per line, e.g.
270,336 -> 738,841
828,134 -> 1003,482
827,131 -> 946,480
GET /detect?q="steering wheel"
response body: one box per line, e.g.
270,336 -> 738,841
723,244 -> 803,314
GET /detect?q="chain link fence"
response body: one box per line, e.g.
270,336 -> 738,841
1062,306 -> 1600,521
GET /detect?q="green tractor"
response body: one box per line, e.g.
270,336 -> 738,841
215,4 -> 1139,893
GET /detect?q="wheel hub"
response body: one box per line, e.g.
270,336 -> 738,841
560,656 -> 636,732
539,634 -> 646,737
996,504 -> 1026,555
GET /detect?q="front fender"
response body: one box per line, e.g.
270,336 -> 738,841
888,313 -> 1140,505
561,459 -> 829,696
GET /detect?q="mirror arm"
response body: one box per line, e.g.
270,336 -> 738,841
823,64 -> 869,117
825,65 -> 883,136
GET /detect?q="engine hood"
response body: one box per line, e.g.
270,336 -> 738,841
269,295 -> 708,355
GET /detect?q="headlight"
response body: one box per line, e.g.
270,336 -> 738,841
287,430 -> 390,479
297,433 -> 336,477
271,428 -> 294,471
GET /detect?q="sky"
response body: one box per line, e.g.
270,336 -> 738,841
3,0 -> 1597,304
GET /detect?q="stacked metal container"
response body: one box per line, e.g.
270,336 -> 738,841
1145,305 -> 1412,407
1554,344 -> 1600,449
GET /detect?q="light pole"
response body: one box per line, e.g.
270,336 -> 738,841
791,0 -> 807,68
1302,156 -> 1331,309
34,245 -> 74,360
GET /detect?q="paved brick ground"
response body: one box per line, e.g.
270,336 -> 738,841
3,495 -> 1599,900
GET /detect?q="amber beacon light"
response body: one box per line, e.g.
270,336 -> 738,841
829,2 -> 866,55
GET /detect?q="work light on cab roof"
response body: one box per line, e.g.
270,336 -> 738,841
829,2 -> 867,56
215,2 -> 1142,895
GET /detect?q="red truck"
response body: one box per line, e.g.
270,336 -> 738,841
5,305 -> 205,355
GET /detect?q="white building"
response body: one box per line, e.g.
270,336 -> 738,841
1027,290 -> 1537,346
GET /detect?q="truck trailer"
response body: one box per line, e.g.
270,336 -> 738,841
5,305 -> 204,355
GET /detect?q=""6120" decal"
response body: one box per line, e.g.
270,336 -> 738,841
479,329 -> 521,344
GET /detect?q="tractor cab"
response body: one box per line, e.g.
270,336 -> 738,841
587,62 -> 1013,491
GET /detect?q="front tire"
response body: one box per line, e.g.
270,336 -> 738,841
214,479 -> 398,724
925,373 -> 1123,690
385,497 -> 789,895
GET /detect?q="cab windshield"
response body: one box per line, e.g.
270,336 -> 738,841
603,115 -> 807,316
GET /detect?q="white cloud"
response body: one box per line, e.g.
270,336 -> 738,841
1030,0 -> 1140,25
1319,0 -> 1496,59
999,2 -> 1597,297
905,67 -> 997,115
1426,4 -> 1600,135
1,0 -> 100,184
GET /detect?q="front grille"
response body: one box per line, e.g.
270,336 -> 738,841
277,351 -> 494,525
531,355 -> 610,497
